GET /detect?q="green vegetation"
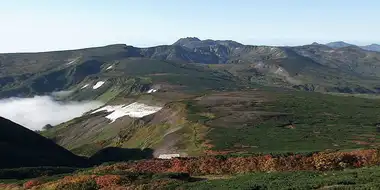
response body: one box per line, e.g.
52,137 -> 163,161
184,89 -> 380,153
180,166 -> 380,190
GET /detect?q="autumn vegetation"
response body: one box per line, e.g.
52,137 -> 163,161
94,149 -> 380,175
0,149 -> 380,189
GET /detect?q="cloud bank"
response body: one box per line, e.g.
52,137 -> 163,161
0,96 -> 103,130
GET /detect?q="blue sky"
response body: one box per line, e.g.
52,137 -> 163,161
0,0 -> 379,52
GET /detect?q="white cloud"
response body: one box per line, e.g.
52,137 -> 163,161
0,96 -> 103,130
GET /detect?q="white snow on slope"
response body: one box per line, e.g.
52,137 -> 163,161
67,60 -> 75,65
158,154 -> 180,159
106,65 -> 113,70
92,102 -> 162,123
93,81 -> 105,89
81,84 -> 89,89
66,57 -> 80,65
147,89 -> 158,93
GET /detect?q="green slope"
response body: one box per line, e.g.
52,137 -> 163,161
42,87 -> 380,157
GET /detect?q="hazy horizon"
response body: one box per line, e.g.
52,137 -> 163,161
0,38 -> 378,54
1,0 -> 379,53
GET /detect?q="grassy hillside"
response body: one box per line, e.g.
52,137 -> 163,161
42,87 -> 380,158
186,89 -> 380,154
0,57 -> 244,99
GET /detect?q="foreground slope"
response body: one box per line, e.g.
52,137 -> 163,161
0,117 -> 86,169
2,149 -> 380,189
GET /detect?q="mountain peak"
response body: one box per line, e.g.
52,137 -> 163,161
325,41 -> 354,49
173,37 -> 201,46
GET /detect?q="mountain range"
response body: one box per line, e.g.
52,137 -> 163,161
2,37 -> 380,188
1,37 -> 380,99
2,37 -> 380,164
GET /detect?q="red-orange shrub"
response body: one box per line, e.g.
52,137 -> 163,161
95,175 -> 122,188
23,179 -> 42,189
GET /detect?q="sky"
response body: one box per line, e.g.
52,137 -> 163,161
0,0 -> 379,53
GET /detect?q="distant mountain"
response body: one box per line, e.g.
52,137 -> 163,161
325,41 -> 380,52
2,37 -> 380,101
173,37 -> 244,50
0,117 -> 86,168
325,41 -> 355,48
361,44 -> 380,52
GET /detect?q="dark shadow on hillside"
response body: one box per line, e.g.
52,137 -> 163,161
89,147 -> 154,165
0,117 -> 87,169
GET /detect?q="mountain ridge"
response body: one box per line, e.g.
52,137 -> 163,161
2,37 -> 380,99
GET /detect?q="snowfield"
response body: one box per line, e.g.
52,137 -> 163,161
91,102 -> 162,122
93,81 -> 105,89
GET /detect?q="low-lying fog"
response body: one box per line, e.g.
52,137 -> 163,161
0,95 -> 103,131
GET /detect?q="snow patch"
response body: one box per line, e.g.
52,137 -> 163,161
93,81 -> 105,89
66,57 -> 80,65
158,154 -> 180,159
106,65 -> 113,70
81,84 -> 89,89
147,89 -> 158,93
91,102 -> 162,123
